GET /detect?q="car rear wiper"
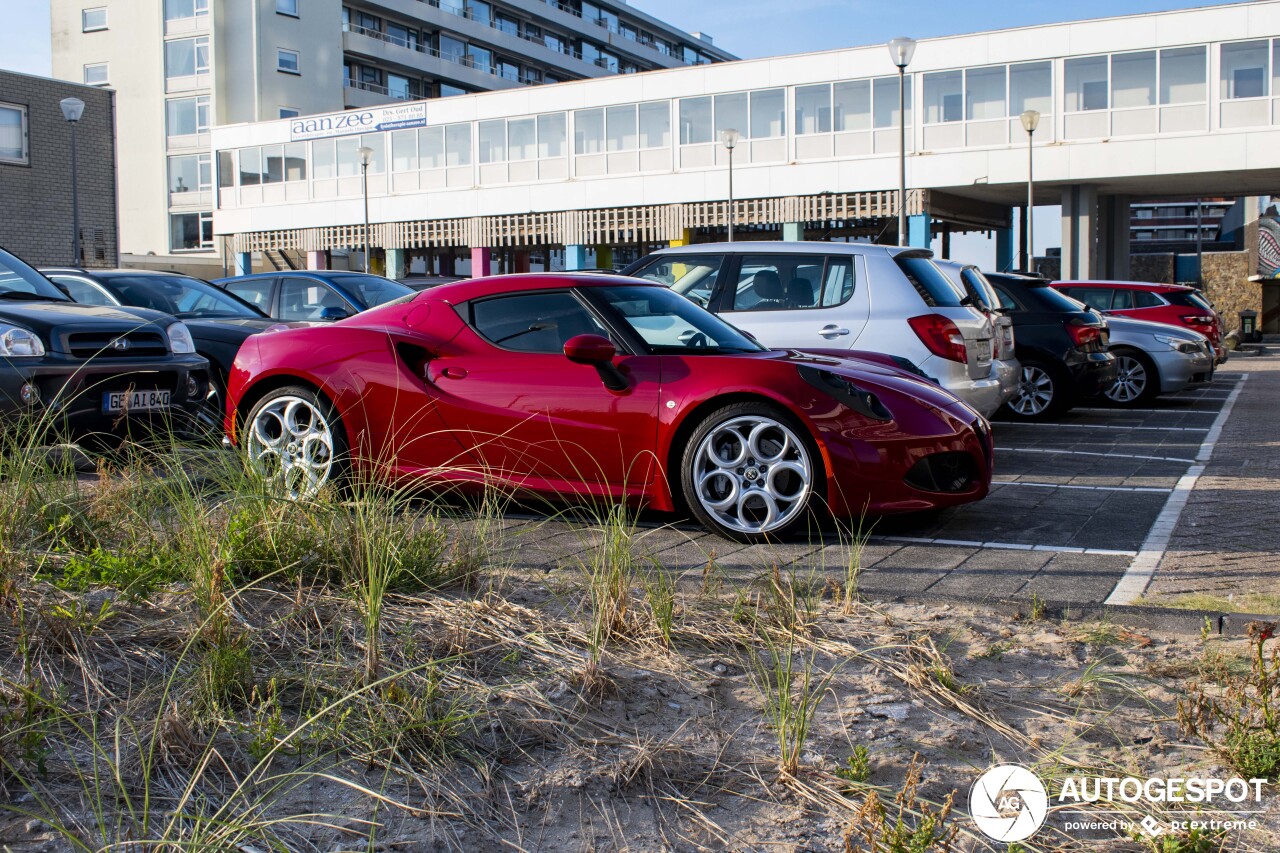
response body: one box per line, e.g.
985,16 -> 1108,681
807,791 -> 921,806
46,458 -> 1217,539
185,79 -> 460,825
0,291 -> 69,302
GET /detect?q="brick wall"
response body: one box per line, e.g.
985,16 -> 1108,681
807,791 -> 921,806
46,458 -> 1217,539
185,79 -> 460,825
0,70 -> 118,268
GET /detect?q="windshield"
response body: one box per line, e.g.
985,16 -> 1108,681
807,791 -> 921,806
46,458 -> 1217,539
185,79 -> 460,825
0,248 -> 71,301
629,255 -> 725,307
101,274 -> 264,318
597,285 -> 764,354
326,274 -> 413,309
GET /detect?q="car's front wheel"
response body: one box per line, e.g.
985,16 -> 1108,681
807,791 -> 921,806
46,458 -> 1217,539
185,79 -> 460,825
679,402 -> 822,543
243,386 -> 346,499
1102,348 -> 1159,406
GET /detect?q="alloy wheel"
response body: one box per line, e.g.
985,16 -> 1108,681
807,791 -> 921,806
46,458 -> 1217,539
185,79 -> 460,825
1104,355 -> 1148,404
1010,365 -> 1054,416
247,394 -> 335,499
690,414 -> 811,536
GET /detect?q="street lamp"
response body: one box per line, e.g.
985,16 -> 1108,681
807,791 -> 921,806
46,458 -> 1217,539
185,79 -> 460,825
887,37 -> 916,247
720,128 -> 740,242
60,97 -> 85,266
1020,109 -> 1041,272
358,146 -> 374,273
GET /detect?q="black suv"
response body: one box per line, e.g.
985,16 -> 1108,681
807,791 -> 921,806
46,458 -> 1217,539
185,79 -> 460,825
983,272 -> 1117,419
0,246 -> 209,437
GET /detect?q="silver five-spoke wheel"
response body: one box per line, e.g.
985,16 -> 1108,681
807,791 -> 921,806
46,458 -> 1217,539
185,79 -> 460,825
247,393 -> 336,499
688,413 -> 812,538
1009,364 -> 1054,417
1104,354 -> 1148,404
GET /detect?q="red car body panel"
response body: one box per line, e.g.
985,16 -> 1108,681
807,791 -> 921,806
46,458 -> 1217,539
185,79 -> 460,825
1054,280 -> 1226,361
227,274 -> 992,520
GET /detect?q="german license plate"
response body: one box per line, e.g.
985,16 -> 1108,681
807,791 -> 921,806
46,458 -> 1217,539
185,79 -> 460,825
103,389 -> 170,413
976,340 -> 991,361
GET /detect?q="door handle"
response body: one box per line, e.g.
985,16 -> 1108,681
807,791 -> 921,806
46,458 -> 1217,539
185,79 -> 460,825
442,367 -> 468,379
819,324 -> 850,338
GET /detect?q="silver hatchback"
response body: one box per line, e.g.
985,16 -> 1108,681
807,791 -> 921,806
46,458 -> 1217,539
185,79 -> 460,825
623,242 -> 1003,416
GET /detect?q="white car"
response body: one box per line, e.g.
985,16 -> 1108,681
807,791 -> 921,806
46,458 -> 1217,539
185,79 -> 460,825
931,260 -> 1020,410
623,242 -> 1004,416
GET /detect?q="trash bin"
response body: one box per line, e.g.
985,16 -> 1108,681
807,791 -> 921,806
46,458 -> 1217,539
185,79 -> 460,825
1240,309 -> 1260,343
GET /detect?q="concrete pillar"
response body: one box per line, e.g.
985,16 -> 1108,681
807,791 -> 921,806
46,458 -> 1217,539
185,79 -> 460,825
234,252 -> 252,276
514,251 -> 531,273
1061,184 -> 1099,280
386,248 -> 407,280
440,252 -> 456,276
306,250 -> 328,271
907,214 -> 930,249
470,247 -> 493,278
595,245 -> 613,270
565,244 -> 590,271
669,228 -> 693,248
782,222 -> 804,242
1098,194 -> 1131,281
996,227 -> 1015,273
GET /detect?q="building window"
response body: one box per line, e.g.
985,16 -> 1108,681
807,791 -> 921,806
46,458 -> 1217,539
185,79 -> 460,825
1112,51 -> 1156,109
872,76 -> 912,129
83,63 -> 109,86
1010,61 -> 1052,115
1160,46 -> 1206,105
168,153 -> 211,193
1065,55 -> 1109,111
82,8 -> 108,31
277,49 -> 300,74
170,211 -> 213,251
166,95 -> 210,137
165,36 -> 210,78
276,0 -> 298,16
0,103 -> 29,165
923,71 -> 963,123
1221,40 -> 1269,99
279,107 -> 299,119
164,0 -> 209,21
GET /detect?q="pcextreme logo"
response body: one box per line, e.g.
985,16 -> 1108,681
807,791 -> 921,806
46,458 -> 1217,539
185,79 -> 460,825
969,764 -> 1049,842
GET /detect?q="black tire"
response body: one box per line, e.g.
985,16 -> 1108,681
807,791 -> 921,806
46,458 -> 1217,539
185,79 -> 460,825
191,371 -> 227,437
1100,348 -> 1159,406
1002,358 -> 1074,420
242,385 -> 348,499
678,402 -> 824,544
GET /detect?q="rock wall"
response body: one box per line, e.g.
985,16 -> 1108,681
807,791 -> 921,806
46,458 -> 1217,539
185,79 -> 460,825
1201,251 -> 1260,331
1129,254 -> 1177,284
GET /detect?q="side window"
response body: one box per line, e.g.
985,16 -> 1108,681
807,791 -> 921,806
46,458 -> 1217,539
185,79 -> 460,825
1072,288 -> 1113,311
820,258 -> 856,307
733,254 -> 826,311
280,278 -> 347,321
225,279 -> 273,312
1110,289 -> 1134,310
49,275 -> 116,306
632,255 -> 723,307
1134,290 -> 1164,308
470,291 -> 608,354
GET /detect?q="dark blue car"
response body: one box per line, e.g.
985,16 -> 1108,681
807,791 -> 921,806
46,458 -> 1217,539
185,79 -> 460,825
210,271 -> 413,323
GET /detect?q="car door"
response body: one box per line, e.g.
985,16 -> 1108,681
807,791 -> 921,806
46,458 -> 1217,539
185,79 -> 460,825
423,289 -> 662,497
714,253 -> 870,349
222,277 -> 277,316
278,276 -> 355,322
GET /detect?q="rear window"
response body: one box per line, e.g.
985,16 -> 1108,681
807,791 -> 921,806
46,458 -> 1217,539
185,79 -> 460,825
1165,290 -> 1214,313
324,274 -> 413,309
895,257 -> 965,307
1038,285 -> 1096,313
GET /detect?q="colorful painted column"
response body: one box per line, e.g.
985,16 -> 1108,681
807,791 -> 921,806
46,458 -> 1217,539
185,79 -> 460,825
907,214 -> 931,249
564,244 -> 590,271
386,248 -> 407,280
781,222 -> 804,242
234,252 -> 252,276
306,250 -> 328,271
471,247 -> 493,278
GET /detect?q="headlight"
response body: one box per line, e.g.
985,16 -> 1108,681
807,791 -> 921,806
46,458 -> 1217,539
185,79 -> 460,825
0,324 -> 45,357
167,322 -> 196,354
1153,334 -> 1200,354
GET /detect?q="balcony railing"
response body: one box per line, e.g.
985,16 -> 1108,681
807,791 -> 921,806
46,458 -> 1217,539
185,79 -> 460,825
346,21 -> 562,82
344,78 -> 419,101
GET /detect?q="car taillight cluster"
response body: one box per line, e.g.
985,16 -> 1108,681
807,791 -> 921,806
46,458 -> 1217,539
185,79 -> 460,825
908,315 -> 968,363
1066,321 -> 1103,349
1181,314 -> 1217,326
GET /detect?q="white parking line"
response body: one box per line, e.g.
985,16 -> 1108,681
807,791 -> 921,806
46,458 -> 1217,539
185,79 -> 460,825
876,534 -> 1137,557
1000,422 -> 1209,432
996,447 -> 1196,463
1104,374 -> 1249,606
1071,407 -> 1220,416
993,480 -> 1173,494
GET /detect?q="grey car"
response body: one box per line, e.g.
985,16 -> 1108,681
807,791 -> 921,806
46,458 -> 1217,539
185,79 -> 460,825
1101,315 -> 1214,405
931,260 -> 1019,411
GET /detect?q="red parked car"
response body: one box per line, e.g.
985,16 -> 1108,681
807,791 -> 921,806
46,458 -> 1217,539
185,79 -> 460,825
1054,280 -> 1227,364
226,274 -> 992,542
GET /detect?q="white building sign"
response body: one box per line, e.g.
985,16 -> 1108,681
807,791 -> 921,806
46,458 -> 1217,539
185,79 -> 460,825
289,103 -> 427,141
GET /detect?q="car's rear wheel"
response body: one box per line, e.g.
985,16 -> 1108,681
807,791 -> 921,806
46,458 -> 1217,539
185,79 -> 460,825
680,403 -> 822,543
243,386 -> 346,499
1004,360 -> 1072,420
1102,349 -> 1159,406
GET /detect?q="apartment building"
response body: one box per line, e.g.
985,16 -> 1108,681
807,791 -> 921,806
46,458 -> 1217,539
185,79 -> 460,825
49,0 -> 734,274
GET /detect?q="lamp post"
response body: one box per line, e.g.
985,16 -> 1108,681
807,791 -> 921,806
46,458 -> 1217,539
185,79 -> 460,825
720,128 -> 740,242
358,146 -> 374,273
60,97 -> 85,266
887,37 -> 916,247
1020,109 -> 1041,273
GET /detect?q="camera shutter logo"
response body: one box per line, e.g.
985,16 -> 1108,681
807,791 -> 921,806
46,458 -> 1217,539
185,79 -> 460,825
969,764 -> 1048,842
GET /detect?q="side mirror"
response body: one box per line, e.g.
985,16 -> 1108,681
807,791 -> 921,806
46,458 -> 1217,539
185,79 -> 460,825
319,305 -> 351,321
563,333 -> 616,365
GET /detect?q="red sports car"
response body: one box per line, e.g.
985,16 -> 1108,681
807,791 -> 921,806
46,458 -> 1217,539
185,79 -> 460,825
226,274 -> 992,542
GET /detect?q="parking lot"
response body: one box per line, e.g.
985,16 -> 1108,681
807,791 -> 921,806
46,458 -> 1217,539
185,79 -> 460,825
499,371 -> 1248,608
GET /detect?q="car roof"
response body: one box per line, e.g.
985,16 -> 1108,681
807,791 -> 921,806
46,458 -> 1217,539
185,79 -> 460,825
414,272 -> 661,304
42,268 -> 205,280
1054,279 -> 1193,292
646,241 -> 932,259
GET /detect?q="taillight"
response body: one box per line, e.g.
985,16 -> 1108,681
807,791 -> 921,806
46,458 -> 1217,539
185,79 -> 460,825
1181,314 -> 1216,326
1067,320 -> 1102,348
909,315 -> 969,363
